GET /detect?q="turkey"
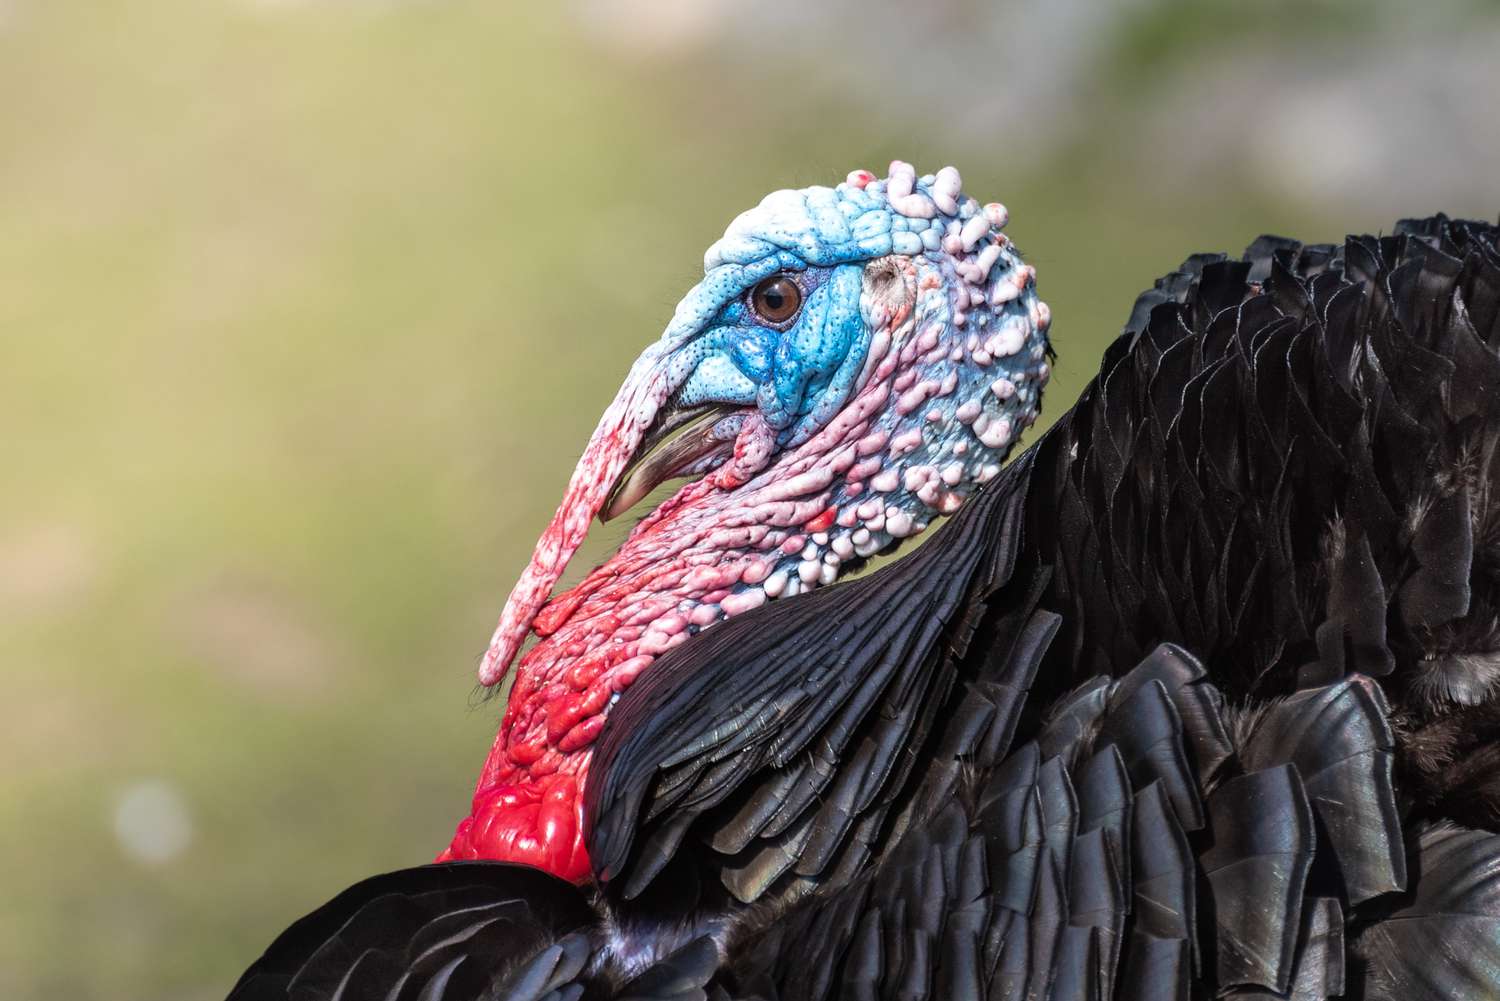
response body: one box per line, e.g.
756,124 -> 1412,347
229,164 -> 1500,1000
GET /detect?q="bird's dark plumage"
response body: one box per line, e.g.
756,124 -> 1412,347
230,214 -> 1500,999
1026,215 -> 1500,834
225,864 -> 594,1000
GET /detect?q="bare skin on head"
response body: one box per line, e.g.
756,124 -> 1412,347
441,163 -> 1052,881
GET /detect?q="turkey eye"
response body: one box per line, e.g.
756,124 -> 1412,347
749,276 -> 802,324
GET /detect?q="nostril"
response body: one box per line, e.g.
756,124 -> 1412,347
862,256 -> 915,320
866,258 -> 899,290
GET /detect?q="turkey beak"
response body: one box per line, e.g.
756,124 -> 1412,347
600,402 -> 741,523
477,344 -> 685,686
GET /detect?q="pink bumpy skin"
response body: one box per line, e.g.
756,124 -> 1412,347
441,163 -> 1051,882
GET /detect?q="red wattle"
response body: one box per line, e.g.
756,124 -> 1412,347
440,774 -> 590,884
446,402 -> 900,883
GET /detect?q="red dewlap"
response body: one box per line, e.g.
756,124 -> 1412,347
439,772 -> 591,884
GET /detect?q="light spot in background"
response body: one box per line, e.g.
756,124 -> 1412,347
113,779 -> 195,866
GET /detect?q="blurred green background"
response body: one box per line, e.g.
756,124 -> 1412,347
2,1 -> 1495,997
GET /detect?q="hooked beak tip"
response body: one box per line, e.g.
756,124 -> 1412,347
598,402 -> 742,525
599,470 -> 652,525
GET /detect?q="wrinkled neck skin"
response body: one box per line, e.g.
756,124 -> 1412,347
442,248 -> 1049,882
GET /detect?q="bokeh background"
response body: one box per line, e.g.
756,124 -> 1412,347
3,1 -> 1496,997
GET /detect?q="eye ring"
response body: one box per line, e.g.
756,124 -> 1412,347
748,275 -> 803,325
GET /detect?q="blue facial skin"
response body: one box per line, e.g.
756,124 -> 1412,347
638,170 -> 1049,555
669,263 -> 869,448
650,182 -> 901,449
